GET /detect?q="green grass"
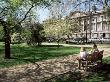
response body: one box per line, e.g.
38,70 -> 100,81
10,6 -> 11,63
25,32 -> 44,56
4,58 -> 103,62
0,43 -> 80,68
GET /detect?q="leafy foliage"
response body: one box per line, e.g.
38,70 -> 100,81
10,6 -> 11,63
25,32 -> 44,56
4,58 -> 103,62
43,17 -> 81,41
11,33 -> 23,44
0,0 -> 61,58
27,23 -> 45,46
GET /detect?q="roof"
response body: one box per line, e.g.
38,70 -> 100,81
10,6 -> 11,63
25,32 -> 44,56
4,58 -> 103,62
69,11 -> 87,18
69,10 -> 106,19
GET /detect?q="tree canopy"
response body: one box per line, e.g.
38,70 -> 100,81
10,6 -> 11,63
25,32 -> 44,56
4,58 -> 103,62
0,0 -> 60,58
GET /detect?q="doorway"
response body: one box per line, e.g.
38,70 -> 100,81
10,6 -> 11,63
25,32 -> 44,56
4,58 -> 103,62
102,33 -> 105,38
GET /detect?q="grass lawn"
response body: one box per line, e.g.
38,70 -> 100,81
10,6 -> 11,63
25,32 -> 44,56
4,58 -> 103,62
0,43 -> 81,68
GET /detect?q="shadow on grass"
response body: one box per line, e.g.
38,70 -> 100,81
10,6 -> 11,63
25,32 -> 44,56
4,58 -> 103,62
9,57 -> 39,64
80,63 -> 110,82
0,44 -> 80,68
80,56 -> 110,82
42,57 -> 110,82
42,71 -> 82,82
85,57 -> 110,81
41,63 -> 110,82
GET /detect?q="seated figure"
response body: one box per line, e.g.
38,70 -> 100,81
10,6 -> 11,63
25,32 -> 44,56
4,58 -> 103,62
80,46 -> 88,60
91,43 -> 99,54
78,46 -> 88,69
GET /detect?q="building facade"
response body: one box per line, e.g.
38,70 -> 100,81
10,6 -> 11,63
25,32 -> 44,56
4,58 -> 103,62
69,11 -> 110,42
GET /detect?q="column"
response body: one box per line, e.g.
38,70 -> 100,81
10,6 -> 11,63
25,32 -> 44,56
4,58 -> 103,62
96,17 -> 97,32
101,16 -> 103,31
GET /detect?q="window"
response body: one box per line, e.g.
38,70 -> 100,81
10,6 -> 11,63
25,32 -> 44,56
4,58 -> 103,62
91,23 -> 96,31
106,34 -> 110,38
97,16 -> 101,22
103,15 -> 107,21
104,15 -> 106,19
103,22 -> 107,30
103,33 -> 105,38
97,22 -> 102,31
92,34 -> 98,38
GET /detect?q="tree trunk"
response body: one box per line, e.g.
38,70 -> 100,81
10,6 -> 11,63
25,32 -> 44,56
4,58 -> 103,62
57,39 -> 60,48
86,29 -> 88,43
3,25 -> 11,59
57,35 -> 60,48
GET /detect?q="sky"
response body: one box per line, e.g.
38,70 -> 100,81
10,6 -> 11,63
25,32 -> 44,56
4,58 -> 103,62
37,7 -> 50,23
37,0 -> 110,23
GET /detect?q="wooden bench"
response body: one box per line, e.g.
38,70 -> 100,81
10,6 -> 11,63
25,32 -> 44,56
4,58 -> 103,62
77,50 -> 104,69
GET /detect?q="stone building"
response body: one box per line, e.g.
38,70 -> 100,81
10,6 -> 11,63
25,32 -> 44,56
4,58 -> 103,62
69,10 -> 110,42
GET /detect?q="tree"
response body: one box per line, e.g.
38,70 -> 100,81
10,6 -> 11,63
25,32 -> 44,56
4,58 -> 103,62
43,18 -> 65,46
43,16 -> 81,43
27,23 -> 45,46
103,0 -> 110,23
0,26 -> 4,41
65,17 -> 81,38
0,0 -> 57,59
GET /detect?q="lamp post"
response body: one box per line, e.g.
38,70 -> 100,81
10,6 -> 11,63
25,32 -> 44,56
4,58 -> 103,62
84,18 -> 88,43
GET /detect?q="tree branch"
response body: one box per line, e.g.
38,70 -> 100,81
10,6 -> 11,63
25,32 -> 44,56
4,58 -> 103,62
18,4 -> 34,24
72,0 -> 106,11
72,1 -> 88,11
0,8 -> 6,15
10,4 -> 35,30
0,7 -> 10,16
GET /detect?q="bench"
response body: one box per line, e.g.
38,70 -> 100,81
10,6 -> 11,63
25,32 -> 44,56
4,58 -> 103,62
77,50 -> 104,69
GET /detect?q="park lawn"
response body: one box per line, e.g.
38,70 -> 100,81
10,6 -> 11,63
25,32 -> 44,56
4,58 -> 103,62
0,43 -> 81,68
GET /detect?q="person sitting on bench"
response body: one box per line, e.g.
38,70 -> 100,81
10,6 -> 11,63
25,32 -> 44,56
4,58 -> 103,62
78,46 -> 88,69
80,46 -> 88,60
91,43 -> 99,54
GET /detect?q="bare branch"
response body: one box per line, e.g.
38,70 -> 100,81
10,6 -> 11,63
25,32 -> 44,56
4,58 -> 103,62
18,4 -> 34,24
71,1 -> 88,11
10,4 -> 35,30
0,7 -> 10,16
72,0 -> 105,11
0,7 -> 6,15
